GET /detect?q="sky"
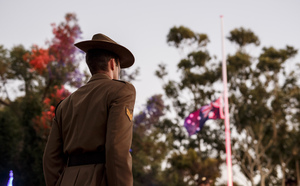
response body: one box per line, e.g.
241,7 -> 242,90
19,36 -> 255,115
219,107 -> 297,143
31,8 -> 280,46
1,0 -> 300,111
1,0 -> 300,184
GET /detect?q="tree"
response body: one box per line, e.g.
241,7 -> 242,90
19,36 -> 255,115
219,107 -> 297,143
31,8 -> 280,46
227,27 -> 260,50
0,13 -> 141,186
132,94 -> 170,185
157,25 -> 299,185
227,28 -> 298,186
156,26 -> 225,185
0,13 -> 83,185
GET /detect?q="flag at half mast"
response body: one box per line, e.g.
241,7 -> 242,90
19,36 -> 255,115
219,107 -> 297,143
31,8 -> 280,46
184,97 -> 224,136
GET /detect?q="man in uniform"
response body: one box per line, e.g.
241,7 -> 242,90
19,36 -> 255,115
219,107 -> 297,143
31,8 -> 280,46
43,33 -> 136,186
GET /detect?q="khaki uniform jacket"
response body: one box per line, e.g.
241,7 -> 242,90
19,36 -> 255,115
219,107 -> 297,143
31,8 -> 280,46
43,73 -> 136,186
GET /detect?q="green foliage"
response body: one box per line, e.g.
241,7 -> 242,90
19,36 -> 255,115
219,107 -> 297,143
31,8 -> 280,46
0,13 -> 82,185
0,13 -> 141,186
227,27 -> 260,48
1,15 -> 300,186
178,51 -> 211,70
156,25 -> 227,185
0,106 -> 21,185
0,46 -> 9,80
155,63 -> 168,79
167,26 -> 197,48
226,27 -> 299,185
9,45 -> 31,80
132,95 -> 170,185
257,45 -> 297,73
167,26 -> 209,48
159,25 -> 300,185
161,149 -> 221,186
227,51 -> 251,79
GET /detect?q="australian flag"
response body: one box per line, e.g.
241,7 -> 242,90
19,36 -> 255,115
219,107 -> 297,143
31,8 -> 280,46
184,97 -> 224,136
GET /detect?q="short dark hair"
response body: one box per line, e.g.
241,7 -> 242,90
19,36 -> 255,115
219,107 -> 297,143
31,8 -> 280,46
86,49 -> 119,75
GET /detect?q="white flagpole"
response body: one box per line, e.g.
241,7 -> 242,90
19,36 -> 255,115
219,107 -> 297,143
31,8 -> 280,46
220,15 -> 233,186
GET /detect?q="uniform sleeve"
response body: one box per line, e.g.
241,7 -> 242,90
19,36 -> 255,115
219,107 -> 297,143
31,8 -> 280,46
106,83 -> 136,186
43,117 -> 66,186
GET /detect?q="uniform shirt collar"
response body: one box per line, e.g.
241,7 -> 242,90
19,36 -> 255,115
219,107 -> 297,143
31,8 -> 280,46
88,73 -> 111,83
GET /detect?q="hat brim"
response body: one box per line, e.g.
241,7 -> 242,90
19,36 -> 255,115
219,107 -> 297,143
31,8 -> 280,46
75,40 -> 134,68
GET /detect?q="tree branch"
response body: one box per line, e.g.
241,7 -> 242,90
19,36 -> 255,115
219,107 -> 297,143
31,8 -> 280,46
0,98 -> 10,107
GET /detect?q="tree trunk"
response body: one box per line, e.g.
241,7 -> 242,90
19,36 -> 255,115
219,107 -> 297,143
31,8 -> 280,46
250,178 -> 254,186
260,174 -> 265,186
280,156 -> 286,186
281,164 -> 286,186
296,159 -> 300,186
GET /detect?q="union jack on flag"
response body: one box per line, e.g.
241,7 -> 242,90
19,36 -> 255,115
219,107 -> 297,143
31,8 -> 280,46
184,97 -> 224,136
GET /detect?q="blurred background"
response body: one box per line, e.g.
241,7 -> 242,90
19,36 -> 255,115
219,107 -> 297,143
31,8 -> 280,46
0,0 -> 299,185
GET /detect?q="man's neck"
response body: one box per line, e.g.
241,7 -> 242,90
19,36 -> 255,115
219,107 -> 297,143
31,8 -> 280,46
97,70 -> 113,79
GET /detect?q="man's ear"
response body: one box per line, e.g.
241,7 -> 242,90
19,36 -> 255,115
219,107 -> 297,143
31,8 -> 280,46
108,58 -> 115,71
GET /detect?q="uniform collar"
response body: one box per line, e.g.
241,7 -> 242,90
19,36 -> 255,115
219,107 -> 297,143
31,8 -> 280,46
88,73 -> 111,83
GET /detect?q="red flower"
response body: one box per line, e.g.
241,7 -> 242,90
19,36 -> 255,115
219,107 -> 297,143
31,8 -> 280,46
33,86 -> 71,131
25,46 -> 55,74
43,98 -> 51,106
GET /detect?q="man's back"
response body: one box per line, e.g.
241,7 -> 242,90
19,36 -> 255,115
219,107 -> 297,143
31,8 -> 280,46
43,73 -> 136,186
